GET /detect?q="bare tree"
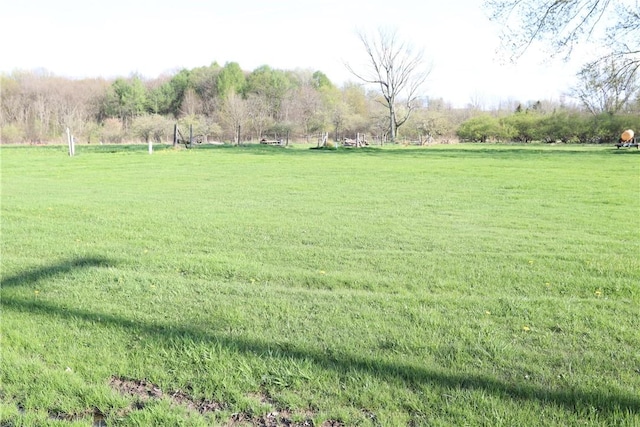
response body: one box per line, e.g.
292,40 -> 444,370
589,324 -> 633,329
246,94 -> 273,141
570,57 -> 639,114
605,2 -> 640,73
485,0 -> 639,66
485,0 -> 639,119
1,70 -> 109,143
346,28 -> 431,142
219,92 -> 247,144
289,84 -> 325,142
179,88 -> 203,117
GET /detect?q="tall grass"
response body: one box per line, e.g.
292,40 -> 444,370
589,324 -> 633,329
1,143 -> 639,426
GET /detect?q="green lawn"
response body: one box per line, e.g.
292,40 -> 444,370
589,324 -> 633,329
1,143 -> 639,426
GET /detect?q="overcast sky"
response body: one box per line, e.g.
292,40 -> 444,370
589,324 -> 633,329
2,0 -> 597,108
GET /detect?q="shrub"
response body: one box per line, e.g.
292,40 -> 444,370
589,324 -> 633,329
1,124 -> 25,144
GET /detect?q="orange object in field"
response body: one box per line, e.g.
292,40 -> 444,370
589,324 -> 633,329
621,129 -> 634,141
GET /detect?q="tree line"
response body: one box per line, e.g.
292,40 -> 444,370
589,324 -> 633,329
1,62 -> 638,146
3,2 -> 639,146
458,103 -> 640,144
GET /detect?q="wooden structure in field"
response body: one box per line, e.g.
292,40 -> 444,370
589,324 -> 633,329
173,124 -> 205,148
342,133 -> 368,147
616,129 -> 637,148
260,138 -> 283,145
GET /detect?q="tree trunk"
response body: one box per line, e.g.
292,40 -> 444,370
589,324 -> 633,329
389,104 -> 397,141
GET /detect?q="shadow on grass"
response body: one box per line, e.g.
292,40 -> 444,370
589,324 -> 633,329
0,256 -> 114,288
183,143 -> 640,160
611,148 -> 640,155
47,142 -> 636,158
2,258 -> 639,416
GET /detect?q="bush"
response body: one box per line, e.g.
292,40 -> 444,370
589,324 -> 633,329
132,115 -> 175,143
457,114 -> 502,142
100,118 -> 124,143
1,124 -> 25,144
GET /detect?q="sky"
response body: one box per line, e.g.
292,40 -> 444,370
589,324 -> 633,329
1,0 -> 598,108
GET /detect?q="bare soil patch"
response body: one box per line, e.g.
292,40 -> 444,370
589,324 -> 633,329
108,376 -> 343,426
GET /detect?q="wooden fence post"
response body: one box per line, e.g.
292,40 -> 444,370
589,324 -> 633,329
66,127 -> 75,156
173,124 -> 178,147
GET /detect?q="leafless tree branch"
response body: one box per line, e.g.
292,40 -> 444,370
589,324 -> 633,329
345,28 -> 431,141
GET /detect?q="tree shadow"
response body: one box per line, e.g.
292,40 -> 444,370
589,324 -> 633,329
65,142 -> 633,159
3,258 -> 639,417
183,143 -> 633,158
611,148 -> 640,155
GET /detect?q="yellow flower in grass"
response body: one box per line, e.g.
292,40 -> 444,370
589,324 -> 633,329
595,290 -> 602,297
522,326 -> 530,332
319,270 -> 326,275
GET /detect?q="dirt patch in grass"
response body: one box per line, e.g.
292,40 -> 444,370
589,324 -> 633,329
109,377 -> 163,401
40,407 -> 107,427
109,376 -> 225,414
47,408 -> 96,422
229,411 -> 343,427
109,376 -> 343,426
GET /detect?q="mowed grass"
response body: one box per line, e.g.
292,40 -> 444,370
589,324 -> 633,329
1,143 -> 638,426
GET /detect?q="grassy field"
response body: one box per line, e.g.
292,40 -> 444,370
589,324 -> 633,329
1,143 -> 638,426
